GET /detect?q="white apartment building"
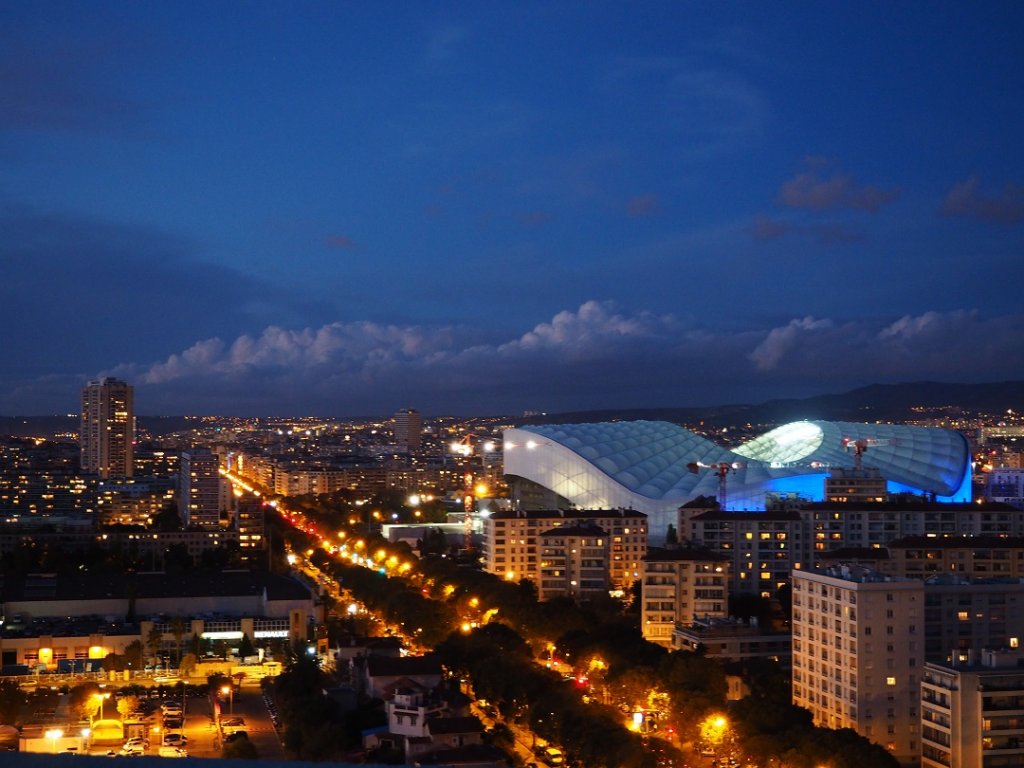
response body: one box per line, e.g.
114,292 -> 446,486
922,648 -> 1024,768
640,546 -> 730,648
792,566 -> 923,767
482,509 -> 647,596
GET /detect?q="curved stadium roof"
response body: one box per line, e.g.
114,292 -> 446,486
503,420 -> 971,540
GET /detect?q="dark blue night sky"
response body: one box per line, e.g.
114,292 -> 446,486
2,2 -> 1022,416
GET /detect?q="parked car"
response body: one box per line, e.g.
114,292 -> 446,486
162,733 -> 187,747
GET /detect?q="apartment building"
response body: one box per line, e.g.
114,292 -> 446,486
482,509 -> 647,596
686,510 -> 807,596
791,566 -> 922,766
922,648 -> 1024,768
640,546 -> 730,648
538,523 -> 609,601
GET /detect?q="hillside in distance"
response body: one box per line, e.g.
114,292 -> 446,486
517,380 -> 1024,429
1,381 -> 1022,438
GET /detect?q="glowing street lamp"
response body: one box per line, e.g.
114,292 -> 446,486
45,728 -> 63,754
92,691 -> 111,723
221,684 -> 234,715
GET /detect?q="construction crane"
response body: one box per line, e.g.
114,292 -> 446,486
687,461 -> 746,510
842,437 -> 898,471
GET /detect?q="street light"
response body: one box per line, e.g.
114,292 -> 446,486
221,684 -> 234,715
45,728 -> 63,754
92,692 -> 111,724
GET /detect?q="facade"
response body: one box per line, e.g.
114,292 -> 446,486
689,502 -> 1024,584
987,467 -> 1024,509
179,447 -> 222,528
825,466 -> 888,503
234,497 -> 266,562
886,536 -> 1024,580
804,500 -> 1024,553
685,510 -> 808,596
482,509 -> 647,596
394,408 -> 424,451
504,420 -> 972,541
922,648 -> 1024,768
80,377 -> 134,479
538,524 -> 609,601
922,575 -> 1024,661
791,566 -> 923,766
672,616 -> 790,664
0,571 -> 314,667
96,477 -> 174,527
640,546 -> 729,647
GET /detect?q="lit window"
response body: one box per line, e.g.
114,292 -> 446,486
886,677 -> 896,686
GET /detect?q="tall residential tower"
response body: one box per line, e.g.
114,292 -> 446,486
80,377 -> 134,478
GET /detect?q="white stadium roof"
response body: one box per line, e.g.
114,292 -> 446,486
503,420 -> 971,540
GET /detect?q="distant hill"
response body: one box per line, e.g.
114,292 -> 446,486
0,415 -> 195,439
2,381 -> 1022,437
517,381 -> 1024,428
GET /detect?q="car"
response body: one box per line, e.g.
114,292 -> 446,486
224,731 -> 248,743
162,733 -> 187,747
543,747 -> 565,766
118,744 -> 144,756
158,746 -> 187,758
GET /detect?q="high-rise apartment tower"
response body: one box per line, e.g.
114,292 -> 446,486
393,408 -> 423,451
179,447 -> 222,528
80,377 -> 134,478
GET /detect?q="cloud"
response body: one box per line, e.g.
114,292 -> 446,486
778,169 -> 900,212
625,194 -> 661,218
67,302 -> 1022,417
749,317 -> 833,370
942,176 -> 1024,225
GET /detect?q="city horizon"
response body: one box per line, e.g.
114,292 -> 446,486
1,377 -> 1021,423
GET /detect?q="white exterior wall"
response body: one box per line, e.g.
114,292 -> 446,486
792,568 -> 923,766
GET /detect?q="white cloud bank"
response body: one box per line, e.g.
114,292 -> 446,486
93,301 -> 1024,416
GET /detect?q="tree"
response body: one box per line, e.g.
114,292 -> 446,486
179,653 -> 198,679
222,736 -> 259,759
238,633 -> 256,659
123,639 -> 144,671
145,626 -> 164,666
665,524 -> 679,545
67,683 -> 102,722
0,679 -> 27,725
170,618 -> 189,665
116,695 -> 139,720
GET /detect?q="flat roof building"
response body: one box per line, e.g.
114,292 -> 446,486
640,546 -> 729,647
792,565 -> 922,766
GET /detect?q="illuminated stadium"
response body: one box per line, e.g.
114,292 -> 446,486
502,420 -> 971,540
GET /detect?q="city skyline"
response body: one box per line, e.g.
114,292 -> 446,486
2,3 -> 1023,416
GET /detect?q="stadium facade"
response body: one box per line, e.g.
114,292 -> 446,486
503,420 -> 971,542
